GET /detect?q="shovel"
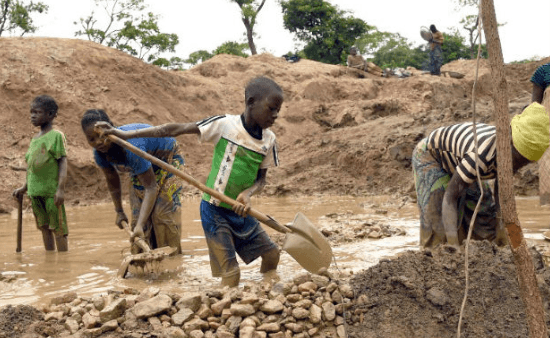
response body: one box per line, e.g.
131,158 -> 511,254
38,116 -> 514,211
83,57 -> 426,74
16,196 -> 23,253
104,134 -> 333,274
117,220 -> 177,278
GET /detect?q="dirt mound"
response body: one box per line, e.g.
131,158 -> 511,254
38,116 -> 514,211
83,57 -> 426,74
348,241 -> 550,338
0,304 -> 44,338
0,37 -> 545,213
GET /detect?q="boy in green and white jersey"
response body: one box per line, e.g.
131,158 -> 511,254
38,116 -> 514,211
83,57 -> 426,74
99,76 -> 283,287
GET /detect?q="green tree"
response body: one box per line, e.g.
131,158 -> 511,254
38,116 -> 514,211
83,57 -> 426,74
213,41 -> 249,57
369,32 -> 425,69
185,50 -> 214,66
230,0 -> 266,55
0,0 -> 48,36
74,0 -> 178,64
280,0 -> 369,65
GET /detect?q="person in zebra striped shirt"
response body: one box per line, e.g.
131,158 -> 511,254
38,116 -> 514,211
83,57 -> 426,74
412,102 -> 549,248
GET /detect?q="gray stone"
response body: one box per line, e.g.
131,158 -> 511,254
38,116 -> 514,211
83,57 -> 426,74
92,296 -> 105,311
331,290 -> 343,304
172,308 -> 194,326
136,286 -> 161,303
230,304 -> 255,317
189,330 -> 205,338
259,300 -> 283,314
309,304 -> 322,324
196,304 -> 213,319
82,312 -> 100,329
183,318 -> 209,333
148,316 -> 163,331
44,311 -> 64,321
339,284 -> 354,299
292,307 -> 310,320
132,294 -> 172,319
51,292 -> 78,305
298,281 -> 318,293
285,322 -> 305,333
163,326 -> 187,338
101,319 -> 119,332
337,324 -> 347,338
217,330 -> 235,338
99,298 -> 126,323
225,315 -> 242,333
240,326 -> 255,338
322,302 -> 336,321
256,322 -> 280,332
240,317 -> 257,329
311,275 -> 330,288
83,327 -> 103,338
211,297 -> 232,315
176,294 -> 202,312
64,317 -> 80,334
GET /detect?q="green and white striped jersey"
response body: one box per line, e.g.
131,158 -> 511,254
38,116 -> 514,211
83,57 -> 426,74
197,114 -> 279,209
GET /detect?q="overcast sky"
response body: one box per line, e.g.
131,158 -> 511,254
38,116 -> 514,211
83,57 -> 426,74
26,0 -> 550,64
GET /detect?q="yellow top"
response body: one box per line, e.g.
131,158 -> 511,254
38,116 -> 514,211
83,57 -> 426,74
511,102 -> 550,161
430,31 -> 444,50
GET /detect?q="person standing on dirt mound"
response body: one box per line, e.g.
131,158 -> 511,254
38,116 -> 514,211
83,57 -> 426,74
81,109 -> 184,254
13,95 -> 69,252
97,76 -> 283,288
412,102 -> 549,248
429,24 -> 444,76
531,62 -> 550,104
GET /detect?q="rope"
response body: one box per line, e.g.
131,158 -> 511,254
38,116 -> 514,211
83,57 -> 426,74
457,5 -> 485,338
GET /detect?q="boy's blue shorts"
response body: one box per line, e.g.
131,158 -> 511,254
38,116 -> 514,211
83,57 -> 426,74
200,199 -> 278,278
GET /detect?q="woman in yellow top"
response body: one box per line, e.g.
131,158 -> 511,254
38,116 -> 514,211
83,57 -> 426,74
429,24 -> 444,76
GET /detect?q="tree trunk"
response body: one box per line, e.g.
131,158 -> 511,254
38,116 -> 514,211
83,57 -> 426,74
480,1 -> 547,337
242,18 -> 257,55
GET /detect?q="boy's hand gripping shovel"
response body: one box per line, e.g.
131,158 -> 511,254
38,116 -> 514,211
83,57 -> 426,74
103,133 -> 332,274
117,220 -> 177,278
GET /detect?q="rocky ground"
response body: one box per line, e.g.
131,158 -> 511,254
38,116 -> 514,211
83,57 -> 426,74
2,241 -> 550,338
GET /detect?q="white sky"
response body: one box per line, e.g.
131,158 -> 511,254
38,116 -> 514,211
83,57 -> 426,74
26,0 -> 550,64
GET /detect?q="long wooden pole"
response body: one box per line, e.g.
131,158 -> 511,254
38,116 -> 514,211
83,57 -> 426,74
480,1 -> 546,336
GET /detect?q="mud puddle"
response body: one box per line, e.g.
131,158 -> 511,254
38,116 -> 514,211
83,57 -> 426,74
0,195 -> 548,307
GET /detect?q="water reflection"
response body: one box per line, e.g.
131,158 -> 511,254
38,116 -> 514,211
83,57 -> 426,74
0,195 -> 548,306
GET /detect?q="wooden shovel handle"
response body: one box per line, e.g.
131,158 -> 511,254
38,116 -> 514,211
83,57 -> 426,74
106,134 -> 291,234
121,220 -> 151,253
16,197 -> 22,253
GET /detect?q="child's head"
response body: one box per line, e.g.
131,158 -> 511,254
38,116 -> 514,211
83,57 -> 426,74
30,95 -> 58,127
350,46 -> 358,55
81,109 -> 114,152
430,24 -> 437,33
244,77 -> 283,130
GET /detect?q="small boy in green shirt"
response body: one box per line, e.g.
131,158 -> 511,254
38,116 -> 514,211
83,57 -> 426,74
13,95 -> 69,251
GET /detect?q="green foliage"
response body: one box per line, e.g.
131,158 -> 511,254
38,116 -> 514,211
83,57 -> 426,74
185,50 -> 214,66
441,30 -> 487,64
280,0 -> 369,65
74,0 -> 178,64
153,56 -> 186,70
230,0 -> 266,55
213,41 -> 250,57
367,32 -> 426,69
0,0 -> 48,36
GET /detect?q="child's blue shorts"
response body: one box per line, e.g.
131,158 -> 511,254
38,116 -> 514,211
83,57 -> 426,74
200,199 -> 278,278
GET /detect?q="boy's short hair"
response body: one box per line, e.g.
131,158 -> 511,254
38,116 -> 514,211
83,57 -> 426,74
81,109 -> 113,130
245,77 -> 283,103
32,95 -> 58,117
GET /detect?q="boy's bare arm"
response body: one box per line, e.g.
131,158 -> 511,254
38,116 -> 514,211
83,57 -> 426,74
54,156 -> 68,206
233,169 -> 268,217
101,166 -> 127,228
99,122 -> 200,139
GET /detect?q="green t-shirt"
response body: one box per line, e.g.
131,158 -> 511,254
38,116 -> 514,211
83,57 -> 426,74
25,130 -> 67,197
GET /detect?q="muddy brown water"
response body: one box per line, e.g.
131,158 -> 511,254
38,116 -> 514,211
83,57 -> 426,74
0,196 -> 548,307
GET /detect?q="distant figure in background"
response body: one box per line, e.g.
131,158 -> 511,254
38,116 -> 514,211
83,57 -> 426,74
347,46 -> 366,71
13,95 -> 69,252
429,24 -> 444,76
531,62 -> 550,104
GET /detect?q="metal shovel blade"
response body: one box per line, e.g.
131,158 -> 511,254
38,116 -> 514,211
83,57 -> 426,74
282,212 -> 332,274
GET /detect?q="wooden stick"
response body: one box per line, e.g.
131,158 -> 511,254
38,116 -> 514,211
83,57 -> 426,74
481,1 -> 547,336
16,197 -> 22,253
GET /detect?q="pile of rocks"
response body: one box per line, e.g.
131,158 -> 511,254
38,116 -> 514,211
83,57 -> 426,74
33,272 -> 360,338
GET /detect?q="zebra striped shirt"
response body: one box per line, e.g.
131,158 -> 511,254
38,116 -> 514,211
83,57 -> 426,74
427,122 -> 497,184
